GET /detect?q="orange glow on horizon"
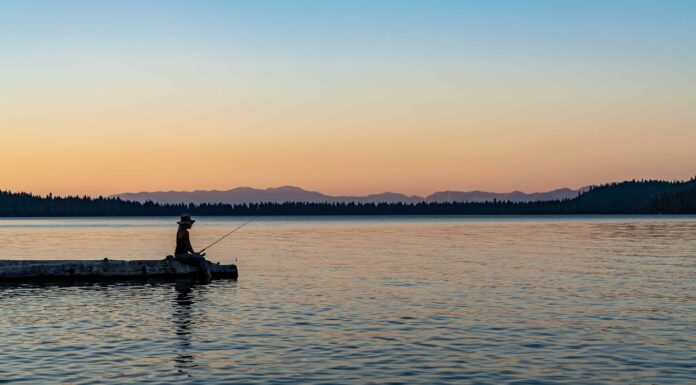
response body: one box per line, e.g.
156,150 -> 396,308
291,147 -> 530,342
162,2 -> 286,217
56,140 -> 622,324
2,3 -> 695,197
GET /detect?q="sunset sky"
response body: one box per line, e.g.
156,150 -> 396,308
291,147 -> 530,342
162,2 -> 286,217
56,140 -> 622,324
2,1 -> 695,196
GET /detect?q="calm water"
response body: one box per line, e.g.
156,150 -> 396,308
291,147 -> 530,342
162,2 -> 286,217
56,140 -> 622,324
0,216 -> 694,384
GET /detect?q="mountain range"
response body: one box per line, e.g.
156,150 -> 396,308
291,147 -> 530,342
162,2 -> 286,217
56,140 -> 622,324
113,185 -> 581,204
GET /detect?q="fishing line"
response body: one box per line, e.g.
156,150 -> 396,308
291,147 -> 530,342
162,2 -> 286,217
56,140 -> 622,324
199,216 -> 257,253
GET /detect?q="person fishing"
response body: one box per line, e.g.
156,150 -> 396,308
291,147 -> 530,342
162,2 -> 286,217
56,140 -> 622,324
175,214 -> 212,281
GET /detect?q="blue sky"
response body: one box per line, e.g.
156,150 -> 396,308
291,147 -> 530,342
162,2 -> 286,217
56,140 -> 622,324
3,1 -> 694,62
1,1 -> 695,195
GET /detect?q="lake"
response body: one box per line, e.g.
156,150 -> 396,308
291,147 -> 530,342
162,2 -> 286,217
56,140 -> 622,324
1,216 -> 694,384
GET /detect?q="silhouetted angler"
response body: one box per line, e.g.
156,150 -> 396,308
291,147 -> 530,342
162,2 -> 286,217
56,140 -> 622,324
175,214 -> 211,281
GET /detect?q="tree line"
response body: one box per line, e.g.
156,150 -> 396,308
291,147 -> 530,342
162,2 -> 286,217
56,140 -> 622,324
1,177 -> 695,216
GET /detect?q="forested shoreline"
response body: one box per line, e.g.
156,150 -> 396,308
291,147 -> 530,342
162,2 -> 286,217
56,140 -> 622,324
1,178 -> 695,216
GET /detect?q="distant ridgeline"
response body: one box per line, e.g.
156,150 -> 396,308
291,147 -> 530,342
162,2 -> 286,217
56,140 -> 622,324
1,178 -> 695,216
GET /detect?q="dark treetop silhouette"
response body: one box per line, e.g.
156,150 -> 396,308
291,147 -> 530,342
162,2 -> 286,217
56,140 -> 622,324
1,178 -> 695,216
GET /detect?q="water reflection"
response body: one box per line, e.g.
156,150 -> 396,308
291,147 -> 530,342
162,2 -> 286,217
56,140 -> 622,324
172,279 -> 208,377
1,218 -> 694,385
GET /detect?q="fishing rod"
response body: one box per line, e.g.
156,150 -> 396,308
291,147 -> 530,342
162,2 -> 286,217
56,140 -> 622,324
199,216 -> 257,253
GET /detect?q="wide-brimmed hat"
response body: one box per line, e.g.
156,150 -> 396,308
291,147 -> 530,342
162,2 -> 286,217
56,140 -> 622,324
177,214 -> 196,225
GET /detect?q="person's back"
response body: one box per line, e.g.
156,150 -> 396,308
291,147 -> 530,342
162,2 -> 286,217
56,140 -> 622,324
175,225 -> 194,255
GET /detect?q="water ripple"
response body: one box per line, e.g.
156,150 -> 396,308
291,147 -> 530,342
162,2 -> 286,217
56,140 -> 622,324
0,217 -> 694,384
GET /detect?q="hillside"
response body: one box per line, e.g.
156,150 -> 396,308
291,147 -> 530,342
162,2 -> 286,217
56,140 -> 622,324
566,179 -> 696,214
647,184 -> 696,214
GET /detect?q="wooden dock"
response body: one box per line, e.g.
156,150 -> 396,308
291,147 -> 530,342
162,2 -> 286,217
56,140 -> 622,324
0,257 -> 238,282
